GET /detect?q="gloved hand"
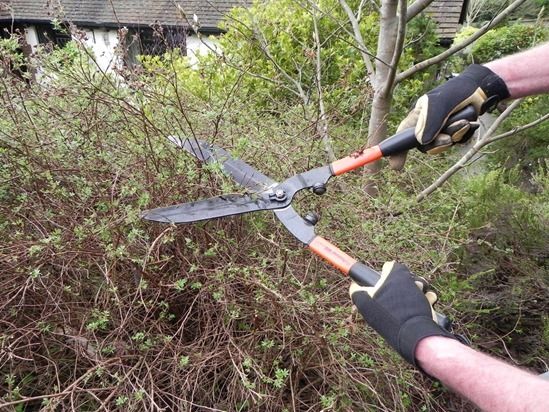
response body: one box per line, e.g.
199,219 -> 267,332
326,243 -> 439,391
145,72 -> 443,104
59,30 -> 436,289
349,261 -> 460,367
389,64 -> 510,170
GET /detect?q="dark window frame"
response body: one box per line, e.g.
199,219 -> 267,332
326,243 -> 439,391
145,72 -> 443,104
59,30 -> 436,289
124,25 -> 187,67
35,23 -> 72,47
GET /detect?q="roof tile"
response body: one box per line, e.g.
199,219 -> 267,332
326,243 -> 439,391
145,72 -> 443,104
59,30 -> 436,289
0,0 -> 250,30
425,0 -> 467,38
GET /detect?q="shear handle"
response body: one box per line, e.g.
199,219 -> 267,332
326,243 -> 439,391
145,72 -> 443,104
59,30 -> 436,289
330,105 -> 477,176
378,105 -> 478,157
307,236 -> 452,331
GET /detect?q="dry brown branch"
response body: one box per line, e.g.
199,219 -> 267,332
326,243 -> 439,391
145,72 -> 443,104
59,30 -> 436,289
417,99 -> 523,201
0,360 -> 118,409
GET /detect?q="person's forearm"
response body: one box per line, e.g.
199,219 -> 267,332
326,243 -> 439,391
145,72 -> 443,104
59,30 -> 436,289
485,43 -> 549,99
416,336 -> 549,412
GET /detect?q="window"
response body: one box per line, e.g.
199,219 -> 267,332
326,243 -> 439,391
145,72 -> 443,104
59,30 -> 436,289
124,25 -> 187,67
35,24 -> 71,47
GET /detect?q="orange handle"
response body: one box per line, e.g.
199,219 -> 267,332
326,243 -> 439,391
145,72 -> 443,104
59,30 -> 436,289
308,236 -> 357,274
330,146 -> 382,176
308,236 -> 380,286
308,235 -> 453,330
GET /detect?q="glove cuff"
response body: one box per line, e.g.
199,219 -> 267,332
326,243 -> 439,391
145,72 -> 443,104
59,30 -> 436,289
399,316 -> 458,367
461,64 -> 510,112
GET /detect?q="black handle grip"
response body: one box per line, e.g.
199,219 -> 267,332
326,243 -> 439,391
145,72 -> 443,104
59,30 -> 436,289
349,262 -> 381,286
349,261 -> 452,332
378,105 -> 478,157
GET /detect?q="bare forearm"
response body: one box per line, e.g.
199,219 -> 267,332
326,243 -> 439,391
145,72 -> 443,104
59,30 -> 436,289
416,336 -> 549,412
485,43 -> 549,99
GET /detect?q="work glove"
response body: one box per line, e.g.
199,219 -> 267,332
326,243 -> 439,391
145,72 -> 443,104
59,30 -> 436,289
349,261 -> 459,367
389,64 -> 510,170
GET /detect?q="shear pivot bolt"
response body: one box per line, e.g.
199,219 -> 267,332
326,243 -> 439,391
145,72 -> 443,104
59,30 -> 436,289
275,189 -> 286,200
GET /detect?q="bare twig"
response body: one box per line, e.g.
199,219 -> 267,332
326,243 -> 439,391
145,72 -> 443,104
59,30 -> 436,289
312,7 -> 336,161
0,361 -> 118,409
338,0 -> 375,79
396,0 -> 527,83
484,111 -> 549,144
417,99 -> 523,201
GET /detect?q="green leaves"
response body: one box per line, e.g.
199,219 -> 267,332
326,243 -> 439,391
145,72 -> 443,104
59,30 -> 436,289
471,24 -> 547,64
178,355 -> 190,368
272,367 -> 289,389
86,310 -> 111,332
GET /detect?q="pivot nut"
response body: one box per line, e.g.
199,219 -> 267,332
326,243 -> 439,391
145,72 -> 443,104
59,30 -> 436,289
312,183 -> 326,195
304,212 -> 320,226
273,189 -> 287,201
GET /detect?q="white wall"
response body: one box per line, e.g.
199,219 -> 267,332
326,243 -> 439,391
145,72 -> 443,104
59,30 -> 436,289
24,26 -> 39,52
24,26 -> 220,71
82,28 -> 120,72
186,35 -> 219,66
23,25 -> 121,72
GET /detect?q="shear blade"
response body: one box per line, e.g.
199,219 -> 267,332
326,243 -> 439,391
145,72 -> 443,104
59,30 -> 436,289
168,136 -> 276,192
141,193 -> 276,224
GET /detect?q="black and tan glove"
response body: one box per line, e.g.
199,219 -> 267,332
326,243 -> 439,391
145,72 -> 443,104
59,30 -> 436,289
390,65 -> 510,169
349,261 -> 459,367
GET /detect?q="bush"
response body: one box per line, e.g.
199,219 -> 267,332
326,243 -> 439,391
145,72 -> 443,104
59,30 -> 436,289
470,23 -> 547,64
453,167 -> 549,370
448,23 -> 548,75
0,29 -> 480,410
1,33 -> 467,411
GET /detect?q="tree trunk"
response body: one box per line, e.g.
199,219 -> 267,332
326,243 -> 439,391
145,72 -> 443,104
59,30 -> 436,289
366,0 -> 399,173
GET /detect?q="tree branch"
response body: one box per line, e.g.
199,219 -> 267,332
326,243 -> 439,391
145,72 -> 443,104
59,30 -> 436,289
484,111 -> 549,145
312,7 -> 336,161
417,99 -> 523,201
220,5 -> 309,103
382,0 -> 407,97
338,0 -> 375,79
251,23 -> 309,103
406,0 -> 436,22
366,0 -> 398,155
396,0 -> 527,83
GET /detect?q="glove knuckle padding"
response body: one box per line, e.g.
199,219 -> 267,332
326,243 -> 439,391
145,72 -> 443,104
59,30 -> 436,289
420,134 -> 452,154
418,79 -> 484,145
351,263 -> 456,366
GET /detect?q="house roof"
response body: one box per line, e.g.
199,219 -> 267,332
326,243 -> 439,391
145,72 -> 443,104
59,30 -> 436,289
0,0 -> 249,32
1,0 -> 468,39
425,0 -> 468,39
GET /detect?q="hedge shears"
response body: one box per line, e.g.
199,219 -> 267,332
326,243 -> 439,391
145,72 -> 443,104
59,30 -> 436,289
142,106 -> 477,330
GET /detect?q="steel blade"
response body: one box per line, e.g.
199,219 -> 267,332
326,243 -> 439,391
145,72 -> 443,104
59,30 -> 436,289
274,206 -> 316,245
142,193 -> 280,224
168,136 -> 276,192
